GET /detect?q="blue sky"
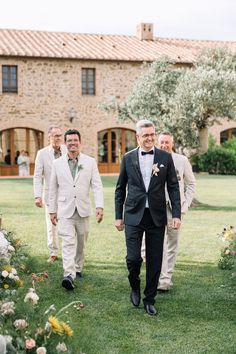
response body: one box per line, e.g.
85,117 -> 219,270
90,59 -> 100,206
0,0 -> 235,41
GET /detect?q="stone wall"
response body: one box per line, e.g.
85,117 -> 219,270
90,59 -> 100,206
0,57 -> 139,158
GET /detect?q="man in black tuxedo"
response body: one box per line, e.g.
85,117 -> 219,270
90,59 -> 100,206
115,119 -> 181,316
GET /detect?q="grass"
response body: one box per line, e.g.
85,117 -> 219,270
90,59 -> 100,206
0,175 -> 235,354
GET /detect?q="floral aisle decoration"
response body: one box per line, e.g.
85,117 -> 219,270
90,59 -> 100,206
218,226 -> 236,272
0,227 -> 85,353
0,229 -> 28,298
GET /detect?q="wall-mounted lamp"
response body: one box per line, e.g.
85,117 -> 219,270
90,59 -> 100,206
68,107 -> 77,123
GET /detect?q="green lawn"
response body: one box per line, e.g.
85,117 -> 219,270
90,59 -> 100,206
0,175 -> 235,354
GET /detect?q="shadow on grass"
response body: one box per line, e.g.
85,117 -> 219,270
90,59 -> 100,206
191,201 -> 236,212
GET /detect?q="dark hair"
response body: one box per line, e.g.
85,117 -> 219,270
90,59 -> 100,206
64,129 -> 81,142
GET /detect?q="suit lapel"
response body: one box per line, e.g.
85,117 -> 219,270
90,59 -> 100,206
74,153 -> 85,183
131,148 -> 146,189
61,154 -> 74,182
148,147 -> 159,190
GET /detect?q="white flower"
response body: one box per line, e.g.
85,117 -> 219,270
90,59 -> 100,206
56,342 -> 68,352
152,163 -> 160,176
1,270 -> 9,278
24,289 -> 39,305
7,245 -> 15,252
0,301 -> 15,315
36,347 -> 47,354
8,272 -> 15,279
11,268 -> 17,275
14,319 -> 28,329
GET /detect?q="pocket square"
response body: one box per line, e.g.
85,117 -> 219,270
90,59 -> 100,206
160,164 -> 164,168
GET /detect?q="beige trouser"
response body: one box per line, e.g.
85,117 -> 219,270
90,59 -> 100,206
159,206 -> 182,287
45,204 -> 59,257
58,210 -> 89,279
141,206 -> 182,287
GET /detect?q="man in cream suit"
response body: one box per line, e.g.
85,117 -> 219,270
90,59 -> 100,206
141,132 -> 196,291
157,132 -> 196,291
33,126 -> 67,263
49,129 -> 104,290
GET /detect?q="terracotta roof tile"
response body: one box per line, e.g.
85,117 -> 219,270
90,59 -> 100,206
0,28 -> 235,63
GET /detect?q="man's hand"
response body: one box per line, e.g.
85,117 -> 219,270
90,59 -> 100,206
96,208 -> 104,223
50,213 -> 58,226
35,197 -> 43,208
171,218 -> 181,229
115,219 -> 124,231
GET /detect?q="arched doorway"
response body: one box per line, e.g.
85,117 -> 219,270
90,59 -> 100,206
0,128 -> 44,176
98,128 -> 136,173
220,128 -> 236,144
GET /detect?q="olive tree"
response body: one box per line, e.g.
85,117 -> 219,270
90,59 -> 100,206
101,48 -> 236,154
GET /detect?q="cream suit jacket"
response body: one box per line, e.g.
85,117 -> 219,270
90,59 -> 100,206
48,153 -> 104,219
33,144 -> 67,205
171,152 -> 196,214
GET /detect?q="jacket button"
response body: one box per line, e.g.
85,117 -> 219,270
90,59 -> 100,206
74,196 -> 76,198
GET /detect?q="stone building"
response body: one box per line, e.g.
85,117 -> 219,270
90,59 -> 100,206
0,23 -> 235,175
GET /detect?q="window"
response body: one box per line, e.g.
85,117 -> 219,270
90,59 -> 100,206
2,65 -> 18,93
82,68 -> 95,95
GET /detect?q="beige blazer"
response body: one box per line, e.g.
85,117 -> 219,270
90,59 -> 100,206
48,153 -> 104,219
33,144 -> 67,205
171,152 -> 196,214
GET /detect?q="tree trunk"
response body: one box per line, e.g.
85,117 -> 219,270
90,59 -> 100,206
198,127 -> 208,154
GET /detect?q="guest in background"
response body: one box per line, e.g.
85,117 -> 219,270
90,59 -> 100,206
4,149 -> 11,165
34,126 -> 67,263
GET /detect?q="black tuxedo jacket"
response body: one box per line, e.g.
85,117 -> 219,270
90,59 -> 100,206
115,147 -> 181,227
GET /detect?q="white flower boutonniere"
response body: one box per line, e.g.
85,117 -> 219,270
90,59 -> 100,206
152,163 -> 160,176
152,163 -> 165,176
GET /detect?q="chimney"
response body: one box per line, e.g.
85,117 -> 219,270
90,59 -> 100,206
136,23 -> 154,41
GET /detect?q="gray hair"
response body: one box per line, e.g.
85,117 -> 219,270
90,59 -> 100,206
158,131 -> 174,142
136,119 -> 155,134
47,125 -> 61,137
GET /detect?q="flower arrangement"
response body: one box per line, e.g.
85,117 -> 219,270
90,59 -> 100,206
0,227 -> 84,353
218,226 -> 236,271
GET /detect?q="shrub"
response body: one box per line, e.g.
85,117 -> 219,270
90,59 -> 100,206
194,136 -> 236,174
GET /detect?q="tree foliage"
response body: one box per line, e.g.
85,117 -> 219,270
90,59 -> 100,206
101,48 -> 236,150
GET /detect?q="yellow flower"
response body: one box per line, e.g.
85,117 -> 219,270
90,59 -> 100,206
3,284 -> 9,289
48,316 -> 63,335
61,321 -> 74,337
3,265 -> 12,272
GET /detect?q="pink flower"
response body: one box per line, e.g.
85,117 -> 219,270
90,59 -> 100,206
25,338 -> 36,350
225,249 -> 231,255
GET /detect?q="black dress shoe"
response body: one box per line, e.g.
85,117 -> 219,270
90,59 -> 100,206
62,275 -> 75,290
130,289 -> 140,307
144,304 -> 157,316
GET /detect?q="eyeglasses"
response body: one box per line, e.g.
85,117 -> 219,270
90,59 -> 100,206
140,133 -> 156,139
52,134 -> 62,138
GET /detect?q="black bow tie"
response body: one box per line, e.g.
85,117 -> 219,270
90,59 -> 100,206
141,150 -> 154,156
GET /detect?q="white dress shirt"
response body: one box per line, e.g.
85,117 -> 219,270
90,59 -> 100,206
138,148 -> 154,207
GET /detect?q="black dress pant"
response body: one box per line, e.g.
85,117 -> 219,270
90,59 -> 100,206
125,208 -> 165,305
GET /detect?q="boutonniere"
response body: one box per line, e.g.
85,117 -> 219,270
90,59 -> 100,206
152,163 -> 165,176
175,168 -> 181,181
152,163 -> 160,176
78,164 -> 83,172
